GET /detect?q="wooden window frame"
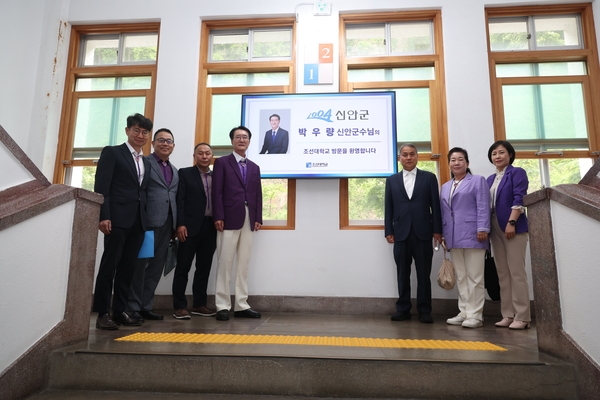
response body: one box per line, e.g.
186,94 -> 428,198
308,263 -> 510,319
486,4 -> 600,160
338,11 -> 449,230
53,23 -> 159,184
197,18 -> 297,230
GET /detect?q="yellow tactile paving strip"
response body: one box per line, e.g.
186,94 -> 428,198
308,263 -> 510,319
116,333 -> 506,351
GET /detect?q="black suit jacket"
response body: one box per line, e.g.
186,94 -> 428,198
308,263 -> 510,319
384,169 -> 442,241
259,128 -> 289,154
176,166 -> 210,237
94,143 -> 150,230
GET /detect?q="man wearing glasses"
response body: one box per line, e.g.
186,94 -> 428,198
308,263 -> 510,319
93,113 -> 152,330
212,126 -> 263,321
127,128 -> 178,322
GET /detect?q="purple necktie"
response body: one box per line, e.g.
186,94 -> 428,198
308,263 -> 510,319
239,159 -> 247,185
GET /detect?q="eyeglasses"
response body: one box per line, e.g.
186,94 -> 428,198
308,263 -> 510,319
130,127 -> 150,136
155,138 -> 174,145
233,135 -> 249,141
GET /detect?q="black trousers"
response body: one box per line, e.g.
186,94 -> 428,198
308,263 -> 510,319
393,227 -> 434,315
172,218 -> 217,310
93,211 -> 145,315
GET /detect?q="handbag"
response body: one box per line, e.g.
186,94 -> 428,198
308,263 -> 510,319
163,238 -> 179,276
437,243 -> 456,290
484,250 -> 501,302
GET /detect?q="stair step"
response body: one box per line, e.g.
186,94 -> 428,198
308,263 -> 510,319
44,347 -> 575,399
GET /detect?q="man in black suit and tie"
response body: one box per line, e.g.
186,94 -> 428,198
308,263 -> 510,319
384,143 -> 442,324
127,128 -> 178,322
172,143 -> 218,319
93,113 -> 153,330
259,114 -> 289,154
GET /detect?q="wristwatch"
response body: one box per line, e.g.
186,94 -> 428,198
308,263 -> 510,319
508,219 -> 516,226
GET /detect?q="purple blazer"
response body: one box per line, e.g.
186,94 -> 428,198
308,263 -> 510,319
440,173 -> 490,250
486,165 -> 528,234
212,153 -> 263,231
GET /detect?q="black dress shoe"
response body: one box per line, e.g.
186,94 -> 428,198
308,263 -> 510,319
419,313 -> 434,323
96,314 -> 118,330
216,310 -> 229,321
234,308 -> 261,318
140,310 -> 164,320
113,312 -> 142,326
129,311 -> 144,323
391,312 -> 412,321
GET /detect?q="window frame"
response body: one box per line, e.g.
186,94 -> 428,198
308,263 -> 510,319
53,23 -> 159,184
339,10 -> 449,230
486,4 -> 600,162
197,18 -> 297,230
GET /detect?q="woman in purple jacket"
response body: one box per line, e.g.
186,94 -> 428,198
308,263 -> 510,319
487,140 -> 530,330
441,148 -> 490,329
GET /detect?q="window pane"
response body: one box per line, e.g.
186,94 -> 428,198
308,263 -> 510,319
65,166 -> 97,191
211,33 -> 249,61
262,179 -> 288,221
122,34 -> 158,63
496,62 -> 586,77
489,19 -> 529,51
82,36 -> 119,66
548,158 -> 593,186
415,160 -> 438,176
75,76 -> 152,91
395,88 -> 432,151
502,84 -> 588,149
73,96 -> 146,159
390,22 -> 433,54
534,15 -> 581,48
348,67 -> 434,82
207,73 -> 289,87
348,178 -> 385,221
210,94 -> 242,152
252,30 -> 291,59
346,25 -> 386,57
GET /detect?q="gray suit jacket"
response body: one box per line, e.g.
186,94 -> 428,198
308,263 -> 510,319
145,154 -> 179,229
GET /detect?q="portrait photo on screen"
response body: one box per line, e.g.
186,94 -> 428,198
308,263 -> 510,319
258,109 -> 291,155
243,92 -> 397,179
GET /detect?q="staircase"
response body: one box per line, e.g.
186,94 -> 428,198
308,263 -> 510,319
27,312 -> 577,399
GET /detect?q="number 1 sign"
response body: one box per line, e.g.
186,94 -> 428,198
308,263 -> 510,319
304,43 -> 333,85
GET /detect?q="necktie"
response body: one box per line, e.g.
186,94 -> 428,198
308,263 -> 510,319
272,130 -> 276,143
239,159 -> 247,185
203,172 -> 212,216
134,153 -> 141,185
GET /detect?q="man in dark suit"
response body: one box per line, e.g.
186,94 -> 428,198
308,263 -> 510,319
213,126 -> 263,321
259,114 -> 289,154
127,128 -> 178,322
172,142 -> 218,319
384,143 -> 442,324
93,113 -> 152,330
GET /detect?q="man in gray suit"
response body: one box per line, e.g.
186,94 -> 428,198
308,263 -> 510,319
127,128 -> 178,321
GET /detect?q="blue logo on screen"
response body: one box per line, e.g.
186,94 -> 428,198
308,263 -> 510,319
307,109 -> 333,122
306,162 -> 312,168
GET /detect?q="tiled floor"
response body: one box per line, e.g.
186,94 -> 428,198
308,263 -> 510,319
79,311 -> 543,365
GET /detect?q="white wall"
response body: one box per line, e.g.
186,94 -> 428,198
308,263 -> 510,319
0,142 -> 34,191
0,202 -> 74,375
552,202 -> 600,365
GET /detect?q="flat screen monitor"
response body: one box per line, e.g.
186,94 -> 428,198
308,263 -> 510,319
241,92 -> 397,178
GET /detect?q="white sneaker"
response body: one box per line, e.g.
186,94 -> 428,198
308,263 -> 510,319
446,315 -> 466,326
462,318 -> 483,328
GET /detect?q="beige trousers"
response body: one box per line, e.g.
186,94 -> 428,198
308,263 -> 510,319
215,206 -> 253,312
490,216 -> 531,322
451,248 -> 486,321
